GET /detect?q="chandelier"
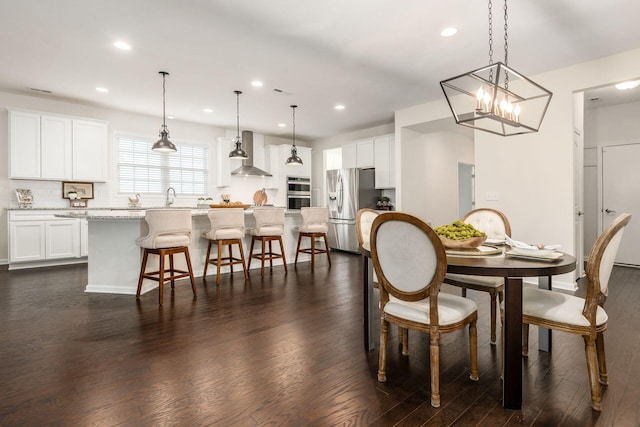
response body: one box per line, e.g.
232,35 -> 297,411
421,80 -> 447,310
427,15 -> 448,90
440,0 -> 552,136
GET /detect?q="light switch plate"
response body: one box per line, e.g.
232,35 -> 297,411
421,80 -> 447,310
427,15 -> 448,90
486,191 -> 500,201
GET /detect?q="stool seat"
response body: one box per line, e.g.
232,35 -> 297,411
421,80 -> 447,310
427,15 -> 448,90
136,209 -> 197,305
294,207 -> 331,269
248,207 -> 287,276
202,208 -> 249,285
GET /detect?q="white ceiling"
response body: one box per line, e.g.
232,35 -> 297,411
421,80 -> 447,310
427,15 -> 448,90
2,0 -> 640,141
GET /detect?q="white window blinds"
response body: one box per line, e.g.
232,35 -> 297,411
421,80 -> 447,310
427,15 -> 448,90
117,136 -> 208,195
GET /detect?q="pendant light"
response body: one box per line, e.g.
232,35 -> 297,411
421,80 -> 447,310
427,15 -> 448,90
285,105 -> 303,166
152,71 -> 177,152
229,90 -> 249,159
440,0 -> 552,136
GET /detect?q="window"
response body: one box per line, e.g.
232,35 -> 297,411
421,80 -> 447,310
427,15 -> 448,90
117,135 -> 208,195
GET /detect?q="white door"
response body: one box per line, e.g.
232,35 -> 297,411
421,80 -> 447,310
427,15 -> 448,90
602,143 -> 640,265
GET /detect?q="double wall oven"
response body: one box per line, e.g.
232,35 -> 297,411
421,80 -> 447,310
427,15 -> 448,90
287,176 -> 311,210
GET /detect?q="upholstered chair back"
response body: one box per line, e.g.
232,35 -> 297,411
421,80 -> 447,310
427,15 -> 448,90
203,208 -> 245,240
251,207 -> 285,236
587,213 -> 631,297
462,208 -> 511,240
299,207 -> 329,233
371,212 -> 447,316
137,209 -> 192,249
356,208 -> 380,252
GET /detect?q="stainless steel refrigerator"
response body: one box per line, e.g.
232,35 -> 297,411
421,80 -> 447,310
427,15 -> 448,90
326,168 -> 381,253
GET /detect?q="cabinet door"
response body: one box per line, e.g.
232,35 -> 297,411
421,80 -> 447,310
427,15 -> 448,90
45,220 -> 80,259
374,135 -> 390,189
9,110 -> 41,179
80,219 -> 89,257
72,119 -> 108,182
389,135 -> 396,188
356,138 -> 374,168
298,146 -> 312,178
9,221 -> 46,262
342,143 -> 357,169
41,115 -> 72,180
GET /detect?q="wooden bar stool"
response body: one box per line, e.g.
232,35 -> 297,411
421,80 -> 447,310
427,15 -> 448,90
202,208 -> 249,285
248,207 -> 287,276
136,209 -> 197,305
294,207 -> 331,269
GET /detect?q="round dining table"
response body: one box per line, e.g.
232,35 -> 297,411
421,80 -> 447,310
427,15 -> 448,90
361,245 -> 576,410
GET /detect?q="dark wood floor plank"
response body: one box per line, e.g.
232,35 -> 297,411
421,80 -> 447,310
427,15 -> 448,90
0,257 -> 638,426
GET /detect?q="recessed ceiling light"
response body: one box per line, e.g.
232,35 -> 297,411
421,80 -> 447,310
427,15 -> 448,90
334,104 -> 345,110
203,108 -> 213,113
615,80 -> 640,90
440,27 -> 458,37
167,115 -> 175,120
113,41 -> 131,50
251,80 -> 263,87
278,123 -> 286,128
96,87 -> 108,93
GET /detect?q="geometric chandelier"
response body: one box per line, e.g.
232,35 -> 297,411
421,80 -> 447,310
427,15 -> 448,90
440,0 -> 552,136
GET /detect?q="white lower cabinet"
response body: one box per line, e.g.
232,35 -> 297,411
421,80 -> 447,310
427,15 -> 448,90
8,211 -> 85,268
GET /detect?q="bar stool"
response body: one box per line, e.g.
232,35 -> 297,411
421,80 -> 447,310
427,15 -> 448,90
202,208 -> 249,285
247,207 -> 287,276
294,207 -> 331,269
136,209 -> 197,305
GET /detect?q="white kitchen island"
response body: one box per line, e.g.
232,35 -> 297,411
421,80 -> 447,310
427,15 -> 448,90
55,209 -> 306,295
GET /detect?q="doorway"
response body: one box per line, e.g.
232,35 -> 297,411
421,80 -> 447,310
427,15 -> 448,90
458,162 -> 475,218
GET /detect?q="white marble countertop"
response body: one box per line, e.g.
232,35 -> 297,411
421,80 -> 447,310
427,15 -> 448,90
52,207 -> 300,220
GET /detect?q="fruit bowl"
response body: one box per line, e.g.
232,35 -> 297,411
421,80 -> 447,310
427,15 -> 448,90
439,235 -> 487,249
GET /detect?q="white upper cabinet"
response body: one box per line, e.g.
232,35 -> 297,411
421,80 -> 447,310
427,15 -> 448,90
9,109 -> 108,182
374,134 -> 395,189
342,143 -> 357,169
72,119 -> 108,182
216,137 -> 232,187
9,110 -> 41,179
356,138 -> 374,169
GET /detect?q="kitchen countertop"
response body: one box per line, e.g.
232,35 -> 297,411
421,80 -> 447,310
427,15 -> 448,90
52,207 -> 300,220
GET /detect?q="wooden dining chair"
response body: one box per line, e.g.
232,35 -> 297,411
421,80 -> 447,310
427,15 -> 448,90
520,213 -> 631,411
444,208 -> 511,344
371,212 -> 479,408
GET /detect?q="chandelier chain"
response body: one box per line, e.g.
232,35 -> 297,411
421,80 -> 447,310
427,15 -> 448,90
488,0 -> 493,65
504,0 -> 509,88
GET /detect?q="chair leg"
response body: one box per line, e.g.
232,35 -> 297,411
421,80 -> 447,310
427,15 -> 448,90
323,232 -> 331,266
377,318 -> 388,383
469,319 -> 479,381
158,250 -> 165,305
203,241 -> 212,277
430,332 -> 441,408
490,289 -> 498,345
401,328 -> 409,355
183,248 -> 197,296
228,244 -> 234,274
278,237 -> 288,274
136,249 -> 149,298
216,241 -> 223,285
584,335 -> 603,411
261,237 -> 266,276
237,240 -> 249,281
596,332 -> 608,385
522,323 -> 530,356
248,237 -> 256,271
169,253 -> 175,290
295,233 -> 302,265
310,235 -> 316,270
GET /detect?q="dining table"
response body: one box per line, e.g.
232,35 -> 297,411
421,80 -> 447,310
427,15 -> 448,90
361,243 -> 576,410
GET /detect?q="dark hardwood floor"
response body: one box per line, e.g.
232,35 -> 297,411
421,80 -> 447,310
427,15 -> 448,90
0,253 -> 638,426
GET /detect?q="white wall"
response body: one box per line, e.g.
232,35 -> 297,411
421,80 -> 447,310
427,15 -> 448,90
397,47 -> 640,288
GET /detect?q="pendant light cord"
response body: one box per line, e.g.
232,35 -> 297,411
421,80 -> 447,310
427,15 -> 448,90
161,72 -> 168,131
292,105 -> 297,149
235,91 -> 241,140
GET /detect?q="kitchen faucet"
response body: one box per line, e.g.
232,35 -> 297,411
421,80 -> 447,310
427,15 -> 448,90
166,187 -> 176,207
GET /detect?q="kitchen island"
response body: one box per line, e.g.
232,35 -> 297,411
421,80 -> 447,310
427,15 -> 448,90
55,209 -> 306,295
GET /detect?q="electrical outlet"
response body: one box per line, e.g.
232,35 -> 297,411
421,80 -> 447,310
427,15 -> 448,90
486,191 -> 500,201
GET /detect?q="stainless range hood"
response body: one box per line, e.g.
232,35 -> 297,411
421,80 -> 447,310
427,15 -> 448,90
231,130 -> 272,177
